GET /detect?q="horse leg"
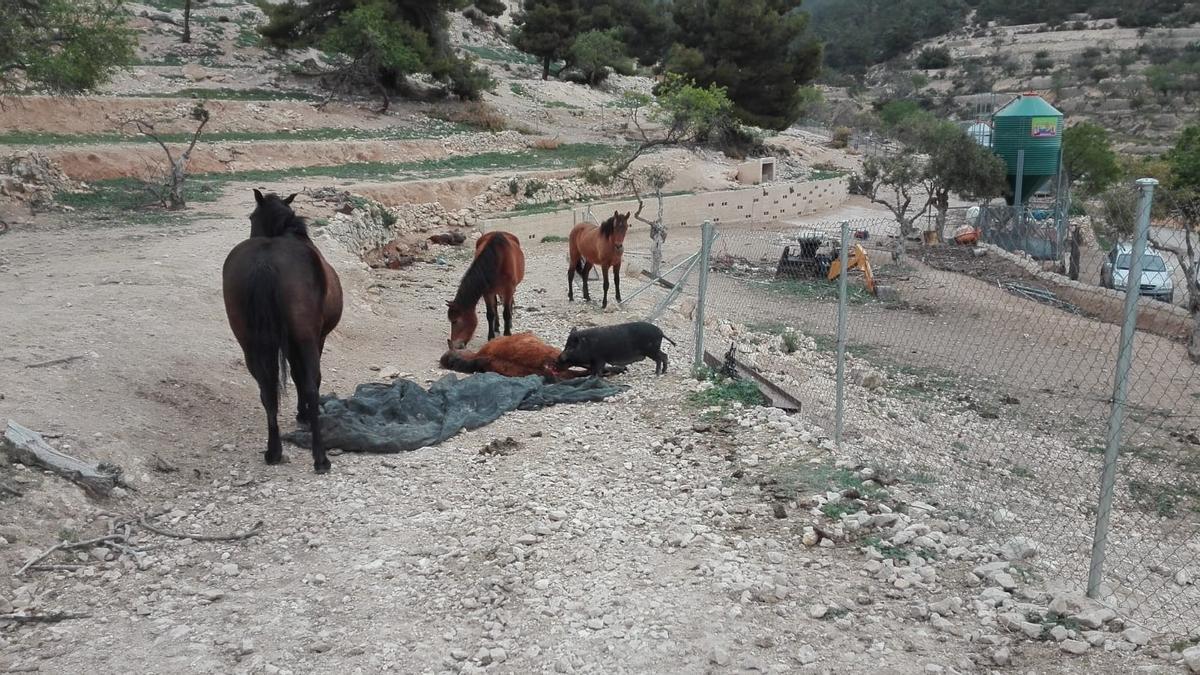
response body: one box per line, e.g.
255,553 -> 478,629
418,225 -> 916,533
567,255 -> 576,302
484,296 -> 499,341
502,291 -> 514,336
601,265 -> 610,309
613,261 -> 622,303
298,342 -> 329,474
289,344 -> 310,425
258,379 -> 283,465
656,350 -> 669,375
581,262 -> 593,302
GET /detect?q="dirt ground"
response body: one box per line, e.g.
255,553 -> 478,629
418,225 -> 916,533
1,188 -> 1187,675
1,1 -> 1198,672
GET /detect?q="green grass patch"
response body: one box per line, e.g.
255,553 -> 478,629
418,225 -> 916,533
1011,466 -> 1035,479
510,83 -> 532,97
820,501 -> 862,519
687,370 -> 768,410
0,123 -> 470,147
544,100 -> 582,110
119,88 -> 325,102
235,25 -> 263,49
541,234 -> 568,243
810,169 -> 846,180
463,45 -> 541,65
59,144 -> 616,219
767,278 -> 875,304
1128,478 -> 1200,518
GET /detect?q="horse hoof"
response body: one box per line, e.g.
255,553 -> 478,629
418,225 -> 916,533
314,463 -> 331,475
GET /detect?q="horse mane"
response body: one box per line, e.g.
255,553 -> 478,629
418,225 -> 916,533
599,215 -> 617,239
254,195 -> 310,240
453,233 -> 508,307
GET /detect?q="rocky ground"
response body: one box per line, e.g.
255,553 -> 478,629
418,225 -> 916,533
2,1 -> 1200,672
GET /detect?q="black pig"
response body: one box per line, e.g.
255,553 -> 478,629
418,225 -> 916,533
556,321 -> 677,376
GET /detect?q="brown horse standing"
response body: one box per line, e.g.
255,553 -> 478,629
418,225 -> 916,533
222,189 -> 343,474
568,211 -> 630,309
447,231 -> 525,349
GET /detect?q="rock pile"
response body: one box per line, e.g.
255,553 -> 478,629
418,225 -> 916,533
0,151 -> 76,209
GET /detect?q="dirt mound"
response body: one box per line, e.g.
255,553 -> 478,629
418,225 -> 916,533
0,151 -> 77,209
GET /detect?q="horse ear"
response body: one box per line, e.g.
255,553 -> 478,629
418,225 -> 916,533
612,210 -> 619,219
283,193 -> 297,205
624,211 -> 631,219
253,189 -> 264,206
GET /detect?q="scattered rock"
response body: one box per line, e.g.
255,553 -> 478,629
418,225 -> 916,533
991,647 -> 1010,666
709,646 -> 732,666
1176,569 -> 1194,587
1060,639 -> 1090,655
807,604 -> 828,620
1183,645 -> 1200,672
795,644 -> 817,665
999,536 -> 1037,561
1122,626 -> 1152,646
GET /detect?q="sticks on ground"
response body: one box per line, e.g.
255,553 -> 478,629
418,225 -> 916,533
0,612 -> 92,624
138,516 -> 264,542
14,511 -> 263,576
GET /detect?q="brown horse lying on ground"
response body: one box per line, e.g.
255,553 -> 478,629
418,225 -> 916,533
222,189 -> 343,474
568,211 -> 629,309
439,333 -> 622,381
447,231 -> 525,349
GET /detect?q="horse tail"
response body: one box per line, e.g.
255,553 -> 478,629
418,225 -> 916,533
242,263 -> 289,410
440,349 -> 488,374
662,333 -> 678,347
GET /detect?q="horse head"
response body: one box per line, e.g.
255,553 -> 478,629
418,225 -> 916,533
446,300 -> 477,350
250,189 -> 301,238
601,210 -> 631,254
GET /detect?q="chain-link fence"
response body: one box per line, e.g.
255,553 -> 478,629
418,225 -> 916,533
628,178 -> 1200,637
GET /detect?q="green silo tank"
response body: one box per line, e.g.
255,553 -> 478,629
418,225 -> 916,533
991,93 -> 1063,205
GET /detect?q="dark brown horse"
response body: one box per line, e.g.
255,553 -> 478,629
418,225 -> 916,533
222,189 -> 343,474
568,211 -> 630,309
447,231 -> 525,349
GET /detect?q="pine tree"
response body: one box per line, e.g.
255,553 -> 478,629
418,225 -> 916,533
260,0 -> 494,105
512,0 -> 582,80
667,0 -> 822,130
0,0 -> 134,95
578,0 -> 674,66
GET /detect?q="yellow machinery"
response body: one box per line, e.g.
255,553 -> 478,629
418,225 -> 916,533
826,243 -> 875,295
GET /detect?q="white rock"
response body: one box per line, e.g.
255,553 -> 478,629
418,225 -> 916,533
1121,626 -> 1152,646
1176,569 -> 1194,586
795,644 -> 817,665
807,604 -> 828,619
1074,608 -> 1116,629
991,647 -> 1010,666
1183,645 -> 1200,672
709,646 -> 732,666
1061,639 -> 1090,655
999,536 -> 1037,561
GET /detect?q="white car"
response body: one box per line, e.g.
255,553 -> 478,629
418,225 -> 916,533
1100,243 -> 1174,303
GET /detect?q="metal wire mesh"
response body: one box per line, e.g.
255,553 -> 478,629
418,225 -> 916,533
685,181 -> 1200,637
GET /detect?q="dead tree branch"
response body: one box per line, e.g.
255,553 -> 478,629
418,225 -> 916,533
0,612 -> 92,624
138,516 -> 265,542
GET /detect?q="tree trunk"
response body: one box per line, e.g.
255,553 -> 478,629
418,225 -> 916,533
935,206 -> 948,244
168,160 -> 186,210
1069,225 -> 1081,281
182,0 -> 192,43
542,58 -> 550,80
650,188 -> 666,276
1190,311 -> 1200,365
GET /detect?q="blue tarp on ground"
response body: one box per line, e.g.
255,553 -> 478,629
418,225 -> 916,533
283,373 -> 626,454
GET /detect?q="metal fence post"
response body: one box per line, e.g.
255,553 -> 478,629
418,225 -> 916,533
835,220 -> 850,449
694,220 -> 714,370
1087,177 -> 1157,599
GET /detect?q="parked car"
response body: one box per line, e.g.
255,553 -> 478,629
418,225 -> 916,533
1100,243 -> 1174,303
